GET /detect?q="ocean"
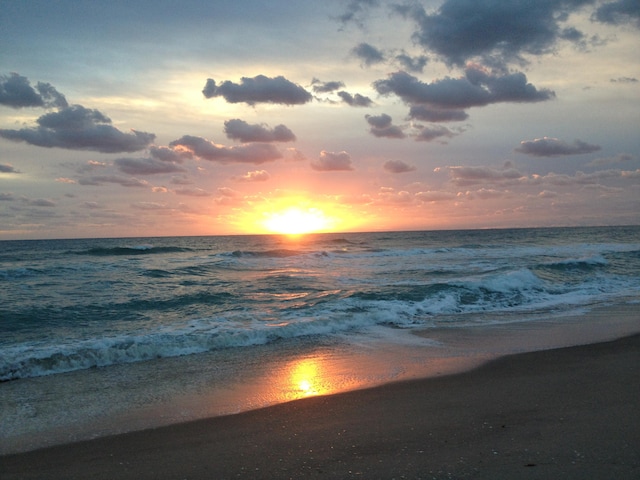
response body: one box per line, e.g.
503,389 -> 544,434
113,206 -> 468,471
2,226 -> 639,452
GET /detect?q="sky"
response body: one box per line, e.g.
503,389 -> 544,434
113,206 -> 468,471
1,0 -> 639,239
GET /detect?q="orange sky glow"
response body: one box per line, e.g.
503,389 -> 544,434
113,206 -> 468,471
1,1 -> 639,239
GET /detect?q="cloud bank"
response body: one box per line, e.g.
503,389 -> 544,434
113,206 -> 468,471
374,66 -> 554,111
224,119 -> 296,143
311,151 -> 354,171
414,124 -> 457,142
338,91 -> 374,107
311,79 -> 345,93
0,105 -> 155,153
351,42 -> 385,66
395,53 -> 429,73
394,0 -> 597,66
0,73 -> 68,109
337,0 -> 380,28
593,0 -> 640,27
202,75 -> 312,106
383,160 -> 415,173
114,157 -> 186,175
408,105 -> 468,122
516,137 -> 602,157
0,163 -> 19,173
170,135 -> 282,164
366,113 -> 405,139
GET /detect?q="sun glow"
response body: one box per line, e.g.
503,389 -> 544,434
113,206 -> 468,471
262,207 -> 333,235
231,195 -> 367,236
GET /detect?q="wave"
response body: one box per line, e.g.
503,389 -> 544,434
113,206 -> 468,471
540,255 -> 608,271
0,267 -> 39,280
224,243 -> 639,264
74,245 -> 192,256
327,238 -> 364,246
142,268 -> 173,278
4,228 -> 640,382
0,310 -> 385,382
227,248 -> 331,259
229,248 -> 305,258
349,268 -> 547,310
2,262 -> 635,382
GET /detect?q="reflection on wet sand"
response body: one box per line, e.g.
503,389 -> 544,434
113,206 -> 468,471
279,355 -> 340,401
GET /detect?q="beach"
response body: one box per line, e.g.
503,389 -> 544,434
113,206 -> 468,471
2,332 -> 638,479
2,229 -> 639,478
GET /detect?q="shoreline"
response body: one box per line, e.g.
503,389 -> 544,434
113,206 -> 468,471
1,302 -> 639,458
1,333 -> 638,479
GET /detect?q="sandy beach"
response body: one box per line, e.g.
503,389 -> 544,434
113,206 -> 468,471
2,333 -> 638,479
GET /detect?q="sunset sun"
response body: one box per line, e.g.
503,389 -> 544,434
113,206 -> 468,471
263,207 -> 331,235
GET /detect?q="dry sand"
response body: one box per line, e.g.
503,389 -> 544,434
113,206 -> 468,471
1,333 -> 638,479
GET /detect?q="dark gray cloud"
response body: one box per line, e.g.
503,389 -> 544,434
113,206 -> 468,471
516,137 -> 602,157
338,91 -> 374,107
587,153 -> 636,167
593,0 -> 640,27
0,192 -> 16,201
0,73 -> 68,109
351,42 -> 385,67
413,125 -> 456,142
150,145 -> 190,163
33,81 -> 69,109
0,105 -> 155,153
26,198 -> 56,207
365,113 -> 406,139
37,105 -> 110,129
224,119 -> 296,143
114,157 -> 186,175
533,169 -> 640,186
383,160 -> 416,173
81,201 -> 102,209
0,163 -> 19,173
311,151 -> 354,171
365,113 -> 392,129
395,53 -> 429,73
311,78 -> 345,93
394,0 -> 594,66
610,76 -> 638,83
169,135 -> 282,164
374,67 -> 554,112
408,105 -> 468,122
436,164 -> 524,186
202,75 -> 312,106
559,26 -> 585,43
336,0 -> 380,27
77,175 -> 149,187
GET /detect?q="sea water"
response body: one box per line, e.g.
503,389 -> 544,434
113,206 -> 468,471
1,226 -> 639,452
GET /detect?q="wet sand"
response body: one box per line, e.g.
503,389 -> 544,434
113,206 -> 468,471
2,333 -> 638,479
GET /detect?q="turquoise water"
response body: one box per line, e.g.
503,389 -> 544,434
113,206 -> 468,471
1,226 -> 639,381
